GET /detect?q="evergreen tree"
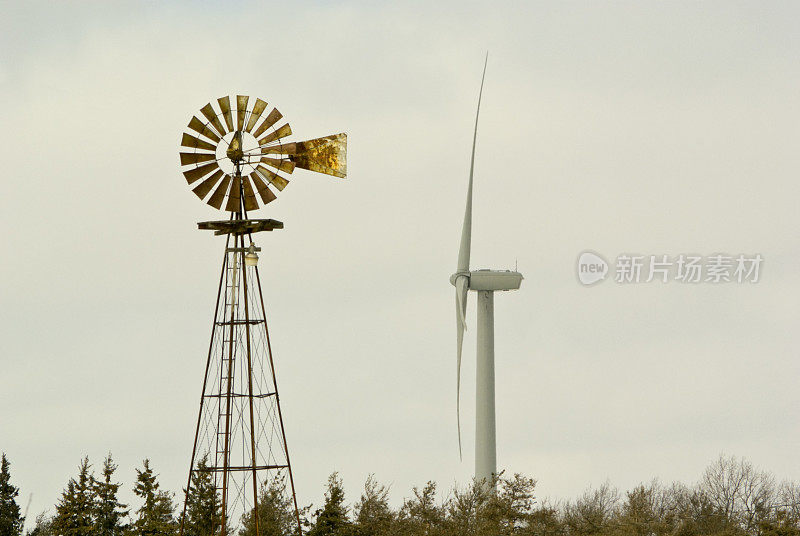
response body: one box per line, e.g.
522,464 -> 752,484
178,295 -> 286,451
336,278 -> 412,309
239,475 -> 301,536
183,456 -> 221,536
133,459 -> 177,536
0,454 -> 24,536
483,473 -> 537,535
307,473 -> 352,536
398,481 -> 444,535
93,454 -> 128,536
353,475 -> 394,536
52,457 -> 95,536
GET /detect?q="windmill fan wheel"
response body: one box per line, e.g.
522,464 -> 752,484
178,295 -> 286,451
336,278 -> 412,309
180,95 -> 347,212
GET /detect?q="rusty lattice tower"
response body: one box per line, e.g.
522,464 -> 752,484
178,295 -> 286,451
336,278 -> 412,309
176,95 -> 346,535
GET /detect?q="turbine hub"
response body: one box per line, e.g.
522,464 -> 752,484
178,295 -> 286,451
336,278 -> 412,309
450,272 -> 470,287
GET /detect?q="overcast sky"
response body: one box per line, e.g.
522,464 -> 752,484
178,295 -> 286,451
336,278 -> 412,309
1,0 -> 798,523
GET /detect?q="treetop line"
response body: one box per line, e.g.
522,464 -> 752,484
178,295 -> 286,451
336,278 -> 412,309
2,452 -> 799,536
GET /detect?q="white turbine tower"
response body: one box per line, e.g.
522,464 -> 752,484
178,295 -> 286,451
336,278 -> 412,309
450,57 -> 523,486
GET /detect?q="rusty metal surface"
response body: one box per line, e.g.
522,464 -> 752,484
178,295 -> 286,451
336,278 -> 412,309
242,175 -> 258,211
245,99 -> 267,132
250,172 -> 277,204
236,95 -> 249,131
184,161 -> 220,184
259,157 -> 295,174
200,103 -> 227,137
181,132 -> 217,152
192,170 -> 224,199
217,96 -> 234,132
256,165 -> 289,191
291,133 -> 347,178
260,142 -> 297,155
197,218 -> 283,234
180,151 -> 216,165
188,116 -> 221,143
258,123 -> 292,146
252,108 -> 282,138
225,175 -> 242,212
226,131 -> 244,163
207,174 -> 231,209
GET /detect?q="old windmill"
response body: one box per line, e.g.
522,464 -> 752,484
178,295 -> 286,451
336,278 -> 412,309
177,95 -> 346,535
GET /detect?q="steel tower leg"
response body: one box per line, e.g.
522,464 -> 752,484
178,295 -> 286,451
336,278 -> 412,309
475,290 -> 496,488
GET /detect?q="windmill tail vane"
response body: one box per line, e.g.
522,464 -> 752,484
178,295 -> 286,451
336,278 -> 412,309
176,95 -> 347,536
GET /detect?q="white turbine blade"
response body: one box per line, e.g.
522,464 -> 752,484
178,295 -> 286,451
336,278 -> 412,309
455,274 -> 469,460
453,56 -> 487,461
456,275 -> 468,330
456,53 -> 488,274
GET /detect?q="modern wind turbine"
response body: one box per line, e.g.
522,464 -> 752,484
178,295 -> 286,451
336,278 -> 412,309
450,59 -> 523,486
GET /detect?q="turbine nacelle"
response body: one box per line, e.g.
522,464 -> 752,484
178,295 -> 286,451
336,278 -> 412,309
468,270 -> 523,291
450,270 -> 523,291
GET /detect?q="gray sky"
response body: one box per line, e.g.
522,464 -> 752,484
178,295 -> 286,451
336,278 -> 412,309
2,0 -> 798,522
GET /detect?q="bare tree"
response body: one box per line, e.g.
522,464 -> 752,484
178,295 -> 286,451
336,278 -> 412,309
563,480 -> 619,535
699,454 -> 777,532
